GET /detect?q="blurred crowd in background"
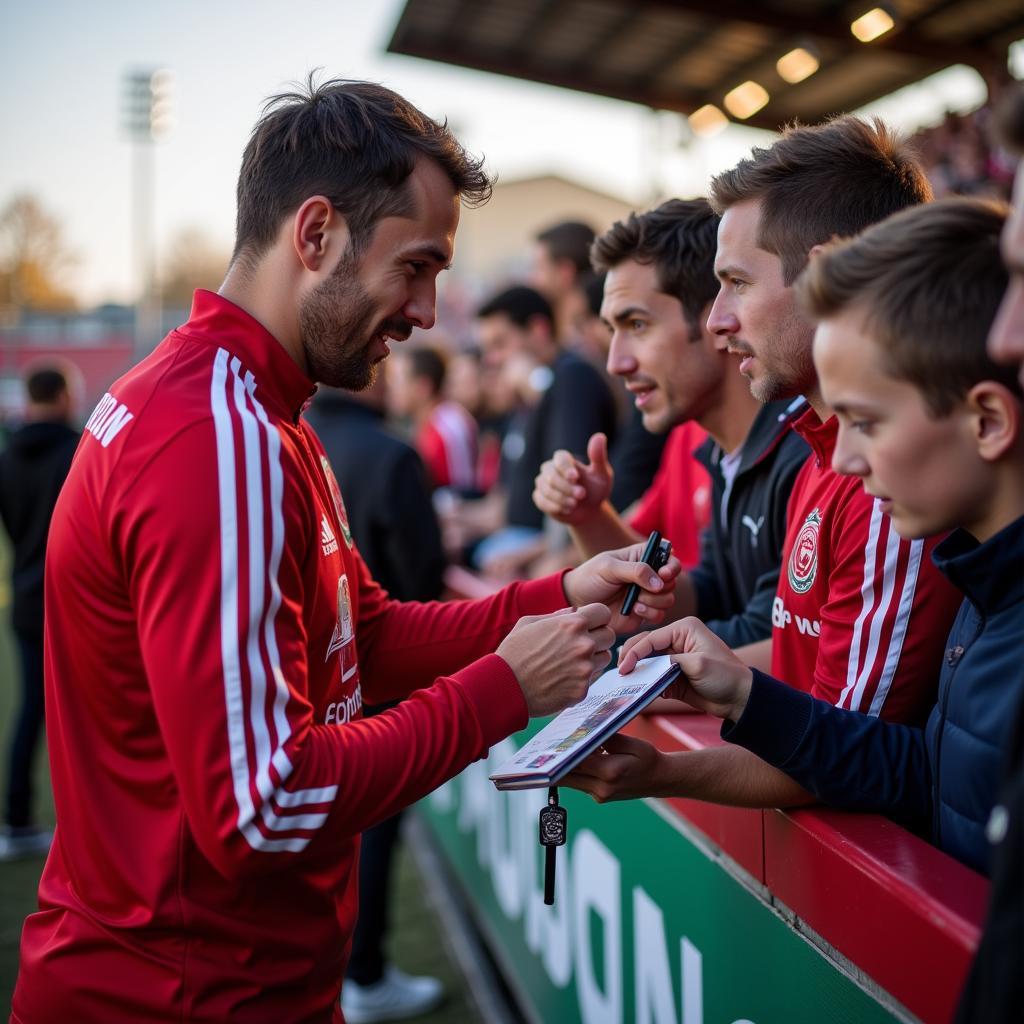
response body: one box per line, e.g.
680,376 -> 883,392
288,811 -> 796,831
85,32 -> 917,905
0,98 -> 1019,600
914,102 -> 1019,197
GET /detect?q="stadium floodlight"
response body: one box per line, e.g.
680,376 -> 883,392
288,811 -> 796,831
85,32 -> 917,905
121,67 -> 174,141
120,67 -> 171,355
149,70 -> 175,139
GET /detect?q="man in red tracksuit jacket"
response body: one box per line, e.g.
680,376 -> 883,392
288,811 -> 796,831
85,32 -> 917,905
11,80 -> 679,1024
707,122 -> 963,728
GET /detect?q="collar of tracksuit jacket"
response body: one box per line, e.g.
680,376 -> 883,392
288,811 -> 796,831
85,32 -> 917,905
181,289 -> 318,423
694,396 -> 807,476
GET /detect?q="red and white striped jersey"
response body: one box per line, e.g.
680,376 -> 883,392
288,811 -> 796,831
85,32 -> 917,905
417,399 -> 478,490
770,409 -> 961,723
13,291 -> 567,1024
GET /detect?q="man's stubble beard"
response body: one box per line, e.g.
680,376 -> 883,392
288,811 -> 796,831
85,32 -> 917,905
745,315 -> 815,405
298,251 -> 413,391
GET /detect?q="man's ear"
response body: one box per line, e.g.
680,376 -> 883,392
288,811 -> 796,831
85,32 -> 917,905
966,381 -> 1021,462
292,196 -> 351,273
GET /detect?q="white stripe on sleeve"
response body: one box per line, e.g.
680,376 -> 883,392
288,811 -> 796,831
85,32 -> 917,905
866,538 -> 923,717
837,498 -> 883,711
846,514 -> 901,713
211,349 -> 337,853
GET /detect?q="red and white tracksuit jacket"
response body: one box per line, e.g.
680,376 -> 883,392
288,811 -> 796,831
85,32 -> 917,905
12,290 -> 567,1024
770,408 -> 961,723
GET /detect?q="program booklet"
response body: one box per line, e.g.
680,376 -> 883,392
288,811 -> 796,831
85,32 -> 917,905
489,655 -> 681,791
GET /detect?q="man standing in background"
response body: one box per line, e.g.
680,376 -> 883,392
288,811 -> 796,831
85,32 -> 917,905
385,346 -> 479,494
306,378 -> 447,1021
0,365 -> 78,860
471,284 -> 618,575
530,220 -> 596,346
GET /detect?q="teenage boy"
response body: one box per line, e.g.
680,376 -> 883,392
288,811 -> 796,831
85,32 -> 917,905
601,198 -> 1024,878
533,198 -> 809,646
562,115 -> 963,811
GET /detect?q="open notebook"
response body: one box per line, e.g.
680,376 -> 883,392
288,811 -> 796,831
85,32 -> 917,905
489,655 -> 682,791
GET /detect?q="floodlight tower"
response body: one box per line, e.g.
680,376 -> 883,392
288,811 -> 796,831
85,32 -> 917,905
122,68 -> 173,355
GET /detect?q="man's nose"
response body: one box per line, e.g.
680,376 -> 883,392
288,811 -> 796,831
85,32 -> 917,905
707,291 -> 738,338
403,282 -> 437,331
606,333 -> 637,377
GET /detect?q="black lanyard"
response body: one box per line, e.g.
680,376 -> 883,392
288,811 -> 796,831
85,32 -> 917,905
538,786 -> 568,905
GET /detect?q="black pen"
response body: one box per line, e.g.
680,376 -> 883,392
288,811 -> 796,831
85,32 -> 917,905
620,530 -> 672,617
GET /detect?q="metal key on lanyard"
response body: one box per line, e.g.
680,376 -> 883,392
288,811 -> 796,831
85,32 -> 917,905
539,786 -> 567,905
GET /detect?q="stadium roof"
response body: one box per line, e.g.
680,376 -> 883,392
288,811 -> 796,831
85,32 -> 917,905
386,0 -> 1023,132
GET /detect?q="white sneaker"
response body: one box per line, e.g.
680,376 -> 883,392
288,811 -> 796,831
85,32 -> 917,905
0,825 -> 53,861
341,965 -> 444,1023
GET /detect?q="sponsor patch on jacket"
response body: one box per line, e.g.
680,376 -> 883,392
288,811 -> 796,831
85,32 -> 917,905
325,573 -> 359,686
787,508 -> 821,594
320,455 -> 353,549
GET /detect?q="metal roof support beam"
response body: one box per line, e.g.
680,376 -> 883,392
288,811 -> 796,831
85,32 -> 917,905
440,0 -> 485,38
639,25 -> 726,83
567,8 -> 640,72
771,0 -> 1013,110
510,0 -> 566,57
969,10 -> 1024,49
386,36 -> 787,131
633,0 -> 1001,67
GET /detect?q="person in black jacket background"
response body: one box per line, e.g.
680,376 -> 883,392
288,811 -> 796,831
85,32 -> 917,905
446,285 -> 619,578
304,378 -> 447,1023
0,365 -> 79,860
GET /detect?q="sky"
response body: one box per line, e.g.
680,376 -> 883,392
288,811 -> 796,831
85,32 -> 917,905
0,0 -> 1015,306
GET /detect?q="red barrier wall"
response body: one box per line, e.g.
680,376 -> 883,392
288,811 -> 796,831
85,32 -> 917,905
627,712 -> 988,1023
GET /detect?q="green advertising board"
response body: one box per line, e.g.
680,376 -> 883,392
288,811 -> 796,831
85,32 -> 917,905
420,729 -> 907,1024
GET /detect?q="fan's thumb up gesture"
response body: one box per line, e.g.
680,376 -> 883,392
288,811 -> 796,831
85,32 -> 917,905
533,432 -> 613,525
